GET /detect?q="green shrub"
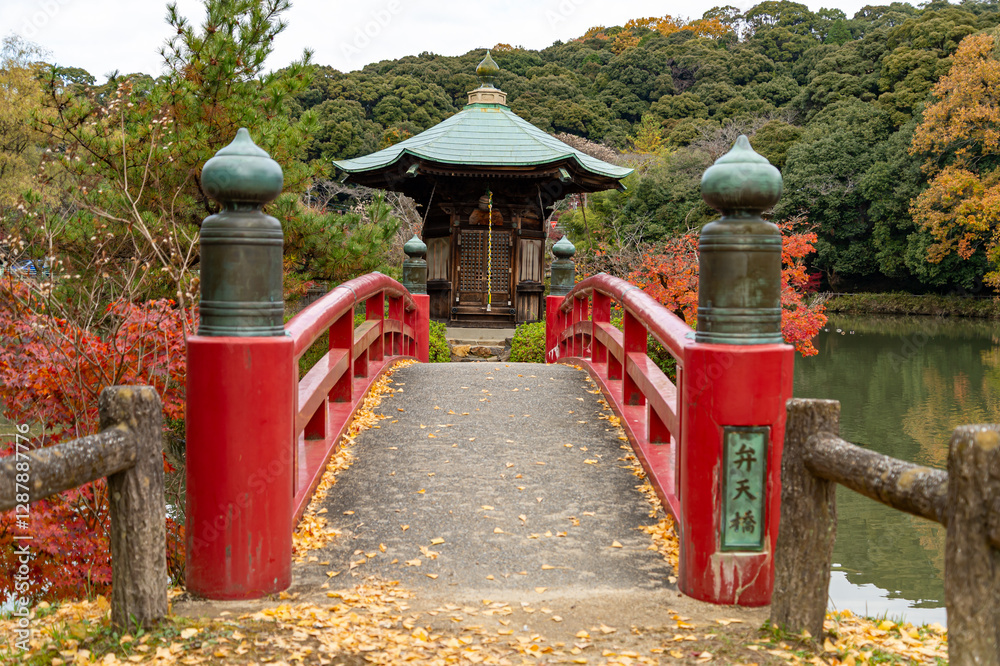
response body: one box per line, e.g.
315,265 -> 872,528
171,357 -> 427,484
647,338 -> 677,382
298,335 -> 328,379
429,320 -> 450,363
509,322 -> 547,363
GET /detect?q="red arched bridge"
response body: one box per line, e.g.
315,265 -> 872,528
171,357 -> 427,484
179,130 -> 798,611
185,270 -> 793,609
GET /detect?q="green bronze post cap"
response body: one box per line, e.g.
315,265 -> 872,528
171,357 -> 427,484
403,234 -> 427,259
701,135 -> 782,216
201,128 -> 284,208
476,50 -> 500,88
552,235 -> 576,260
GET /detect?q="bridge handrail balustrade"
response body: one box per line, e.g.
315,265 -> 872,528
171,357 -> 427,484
547,273 -> 691,519
773,398 -> 999,662
285,272 -> 426,520
287,273 -> 417,435
287,272 -> 417,360
183,129 -> 435,599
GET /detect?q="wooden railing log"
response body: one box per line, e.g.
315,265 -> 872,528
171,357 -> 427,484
805,432 -> 949,527
946,425 -> 1000,665
101,386 -> 168,628
0,386 -> 166,629
0,430 -> 136,508
771,398 -> 840,640
773,403 -> 1000,662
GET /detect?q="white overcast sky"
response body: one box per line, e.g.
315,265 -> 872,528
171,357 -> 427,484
6,0 -> 883,82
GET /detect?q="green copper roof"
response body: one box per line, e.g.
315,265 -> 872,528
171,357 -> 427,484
332,103 -> 632,180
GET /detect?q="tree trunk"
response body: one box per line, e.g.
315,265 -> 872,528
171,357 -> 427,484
946,425 -> 1000,665
770,398 -> 839,640
99,386 -> 167,629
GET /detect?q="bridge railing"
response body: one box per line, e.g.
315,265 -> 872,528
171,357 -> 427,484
545,274 -> 690,520
545,273 -> 795,608
544,137 -> 797,608
184,129 -> 430,600
773,399 -> 998,661
0,387 -> 166,628
286,272 -> 429,520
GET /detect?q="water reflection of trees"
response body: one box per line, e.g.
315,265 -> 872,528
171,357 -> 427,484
795,315 -> 1000,610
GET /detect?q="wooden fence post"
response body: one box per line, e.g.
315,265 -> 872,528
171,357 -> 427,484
98,386 -> 167,629
770,398 -> 840,639
946,425 -> 1000,665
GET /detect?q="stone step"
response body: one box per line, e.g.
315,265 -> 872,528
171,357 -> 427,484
451,344 -> 505,359
445,326 -> 516,348
445,326 -> 514,362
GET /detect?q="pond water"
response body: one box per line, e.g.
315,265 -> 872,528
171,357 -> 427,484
793,314 -> 1000,626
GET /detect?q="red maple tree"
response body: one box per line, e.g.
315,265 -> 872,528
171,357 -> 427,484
625,217 -> 827,356
0,279 -> 190,600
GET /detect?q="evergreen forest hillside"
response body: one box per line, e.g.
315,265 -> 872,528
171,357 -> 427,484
295,0 -> 1000,293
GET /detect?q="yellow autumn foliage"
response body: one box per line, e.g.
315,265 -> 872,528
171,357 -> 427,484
0,36 -> 50,207
911,30 -> 1000,285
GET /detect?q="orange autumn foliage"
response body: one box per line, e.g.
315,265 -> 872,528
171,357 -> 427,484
613,15 -> 732,51
611,30 -> 641,54
626,219 -> 826,356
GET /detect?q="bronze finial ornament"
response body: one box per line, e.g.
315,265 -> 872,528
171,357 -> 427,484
402,234 -> 428,295
549,235 -> 576,297
696,135 -> 784,345
198,128 -> 286,336
476,50 -> 501,88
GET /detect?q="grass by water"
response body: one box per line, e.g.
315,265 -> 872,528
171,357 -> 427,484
824,291 -> 1000,318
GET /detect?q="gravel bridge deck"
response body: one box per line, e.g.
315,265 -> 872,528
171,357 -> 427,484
291,362 -> 677,605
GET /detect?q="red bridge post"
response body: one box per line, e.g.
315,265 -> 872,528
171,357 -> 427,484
547,236 -> 576,363
185,130 -> 294,599
414,294 -> 430,362
678,136 -> 794,606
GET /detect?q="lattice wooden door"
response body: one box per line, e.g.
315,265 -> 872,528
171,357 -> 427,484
456,229 -> 511,311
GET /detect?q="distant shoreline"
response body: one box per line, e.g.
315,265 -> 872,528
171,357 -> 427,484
820,292 -> 1000,318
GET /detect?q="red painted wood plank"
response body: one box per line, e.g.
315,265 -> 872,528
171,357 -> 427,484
593,321 -> 623,357
295,349 -> 349,436
626,352 -> 679,437
353,320 -> 380,360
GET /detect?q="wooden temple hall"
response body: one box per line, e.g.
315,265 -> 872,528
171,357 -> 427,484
333,52 -> 632,326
